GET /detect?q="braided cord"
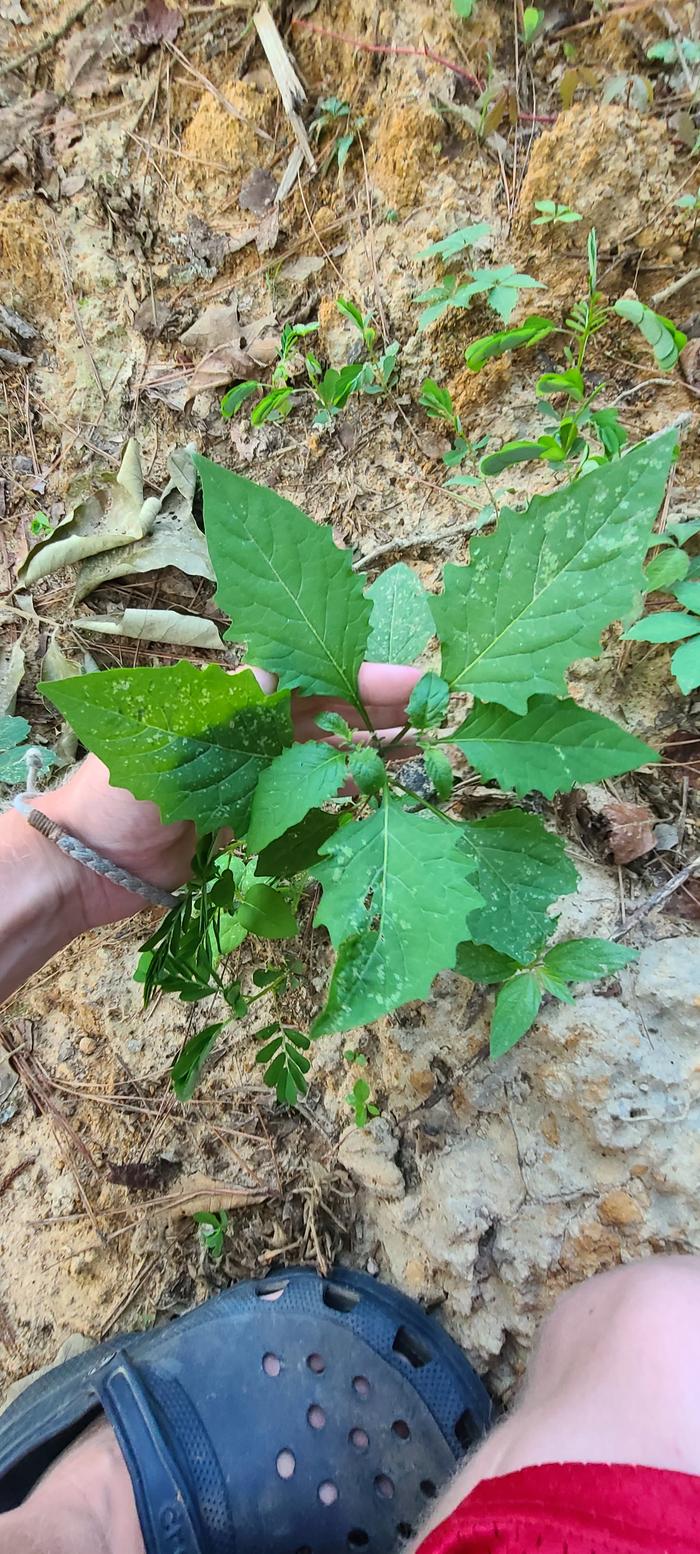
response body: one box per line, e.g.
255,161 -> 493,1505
13,791 -> 180,911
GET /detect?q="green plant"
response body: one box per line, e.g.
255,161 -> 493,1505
310,96 -> 365,173
676,191 -> 700,211
457,936 -> 637,1056
624,579 -> 700,693
194,1210 -> 228,1259
0,716 -> 56,785
522,5 -> 544,45
221,304 -> 398,432
532,200 -> 582,227
414,221 -> 543,328
466,230 -> 686,475
29,510 -> 53,536
418,377 -> 490,498
644,518 -> 700,591
647,37 -> 700,65
346,1076 -> 380,1127
43,431 -> 676,1098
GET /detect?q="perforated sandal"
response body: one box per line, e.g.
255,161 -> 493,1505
0,1265 -> 493,1554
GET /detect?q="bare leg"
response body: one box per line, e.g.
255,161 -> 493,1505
415,1254 -> 700,1545
0,1420 -> 144,1554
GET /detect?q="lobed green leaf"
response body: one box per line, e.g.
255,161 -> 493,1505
450,695 -> 657,798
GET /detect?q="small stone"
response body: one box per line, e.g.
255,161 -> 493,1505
653,822 -> 679,851
598,1189 -> 644,1227
127,1038 -> 144,1054
78,1036 -> 96,1057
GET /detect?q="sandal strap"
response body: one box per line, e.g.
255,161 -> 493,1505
94,1352 -> 204,1554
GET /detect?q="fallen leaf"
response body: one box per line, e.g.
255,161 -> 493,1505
150,1171 -> 269,1222
73,607 -> 223,650
239,166 -> 277,213
0,0 -> 30,20
180,301 -> 241,352
663,729 -> 700,789
19,440 -> 160,588
0,91 -> 58,172
680,337 -> 700,391
128,0 -> 183,45
603,799 -> 656,864
40,633 -> 82,681
133,295 -> 173,337
0,639 -> 25,716
228,421 -> 263,461
255,203 -> 279,255
73,446 -> 214,601
664,873 -> 700,919
278,253 -> 325,283
52,106 -> 83,156
60,14 -> 116,98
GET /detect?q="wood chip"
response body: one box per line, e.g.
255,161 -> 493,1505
253,3 -> 316,172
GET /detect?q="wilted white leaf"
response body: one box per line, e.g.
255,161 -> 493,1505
0,639 -> 25,716
73,446 -> 214,602
19,440 -> 159,587
72,608 -> 223,649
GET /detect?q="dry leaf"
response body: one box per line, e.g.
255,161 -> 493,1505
0,91 -> 58,172
128,0 -> 183,45
60,11 -> 117,98
180,302 -> 278,398
73,607 -> 223,650
0,639 -> 25,716
278,254 -> 325,283
255,204 -> 279,255
180,302 -> 241,352
680,338 -> 700,391
151,1172 -> 269,1222
133,296 -> 172,338
19,440 -> 159,587
52,106 -> 83,156
40,633 -> 82,681
603,800 -> 656,864
664,873 -> 700,919
239,166 -> 277,213
73,446 -> 214,601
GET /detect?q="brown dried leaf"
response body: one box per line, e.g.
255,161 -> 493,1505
664,874 -> 700,919
0,91 -> 58,170
603,800 -> 656,864
185,344 -> 259,400
180,301 -> 241,352
255,203 -> 280,255
278,253 -> 325,283
19,440 -> 159,587
60,13 -> 116,98
73,446 -> 214,601
152,1171 -> 269,1222
239,165 -> 277,213
133,296 -> 173,338
128,0 -> 183,45
73,607 -> 222,650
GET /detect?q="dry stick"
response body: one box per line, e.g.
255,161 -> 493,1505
254,2 -> 316,171
610,856 -> 700,940
358,133 -> 388,346
165,40 -> 273,142
651,264 -> 700,306
353,520 -> 482,570
0,0 -> 96,79
296,173 -> 344,284
291,16 -> 482,91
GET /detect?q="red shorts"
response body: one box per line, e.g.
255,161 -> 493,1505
416,1462 -> 700,1553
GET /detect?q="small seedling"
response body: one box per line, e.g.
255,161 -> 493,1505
453,0 -> 476,15
344,1048 -> 367,1066
194,1210 -> 228,1260
624,579 -> 700,694
647,37 -> 700,65
310,96 -> 365,173
346,1077 -> 380,1127
532,200 -> 582,227
522,5 -> 544,45
644,519 -> 700,591
418,377 -> 489,496
457,937 -> 637,1057
29,510 -> 53,536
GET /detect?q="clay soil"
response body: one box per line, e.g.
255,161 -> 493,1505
0,0 -> 699,1401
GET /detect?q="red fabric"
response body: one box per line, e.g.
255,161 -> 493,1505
416,1462 -> 700,1554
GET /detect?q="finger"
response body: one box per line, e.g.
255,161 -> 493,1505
357,662 -> 423,706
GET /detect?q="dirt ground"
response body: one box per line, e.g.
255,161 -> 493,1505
1,0 -> 699,1402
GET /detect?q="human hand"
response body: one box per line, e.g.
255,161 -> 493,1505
43,662 -> 422,930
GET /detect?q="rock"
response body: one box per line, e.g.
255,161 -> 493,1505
338,1118 -> 405,1201
635,937 -> 700,1044
598,1190 -> 645,1227
78,1036 -> 96,1057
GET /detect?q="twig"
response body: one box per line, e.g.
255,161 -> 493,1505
296,174 -> 344,283
0,0 -> 96,80
98,1255 -> 160,1340
0,1157 -> 36,1199
254,3 -> 316,170
610,855 -> 700,939
353,520 -> 482,570
358,132 -> 388,345
165,41 -> 273,143
550,0 -> 656,38
651,265 -> 700,306
291,17 -> 482,92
